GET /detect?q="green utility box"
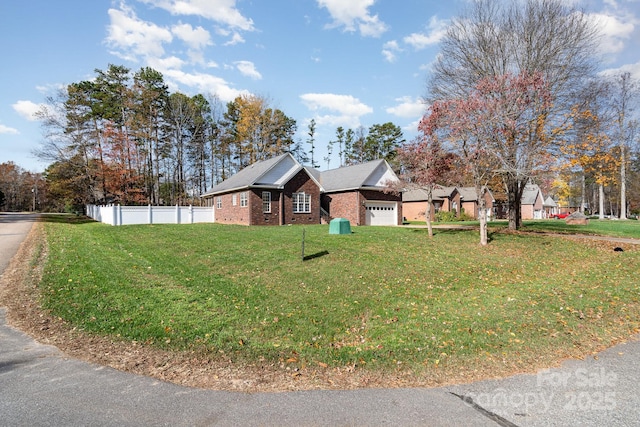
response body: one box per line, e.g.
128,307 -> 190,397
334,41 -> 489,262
329,218 -> 351,234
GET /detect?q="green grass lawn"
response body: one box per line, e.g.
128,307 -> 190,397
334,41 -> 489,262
519,218 -> 640,238
408,218 -> 640,239
38,218 -> 640,376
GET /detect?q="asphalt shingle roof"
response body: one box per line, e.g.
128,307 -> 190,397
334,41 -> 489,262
521,184 -> 543,205
319,159 -> 387,192
201,153 -> 299,196
202,155 -> 397,197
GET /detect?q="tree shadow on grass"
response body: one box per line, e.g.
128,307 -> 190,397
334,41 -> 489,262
37,213 -> 95,225
303,250 -> 329,261
409,227 -> 476,236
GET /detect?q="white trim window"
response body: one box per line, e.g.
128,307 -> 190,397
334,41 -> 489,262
262,191 -> 271,213
216,196 -> 222,209
292,192 -> 311,213
232,194 -> 237,206
240,191 -> 248,207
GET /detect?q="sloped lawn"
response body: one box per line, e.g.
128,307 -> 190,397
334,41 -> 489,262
38,219 -> 640,381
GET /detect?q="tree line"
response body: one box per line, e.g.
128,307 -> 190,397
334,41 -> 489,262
33,64 -> 404,210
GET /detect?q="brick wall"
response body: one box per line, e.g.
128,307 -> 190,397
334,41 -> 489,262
281,170 -> 321,225
323,190 -> 402,225
403,201 -> 428,221
322,191 -> 360,224
249,189 -> 281,225
210,170 -> 321,226
213,192 -> 251,225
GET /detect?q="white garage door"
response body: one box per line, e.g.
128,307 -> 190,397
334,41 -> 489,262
365,201 -> 397,226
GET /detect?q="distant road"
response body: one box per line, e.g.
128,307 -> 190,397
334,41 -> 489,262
0,213 -> 37,275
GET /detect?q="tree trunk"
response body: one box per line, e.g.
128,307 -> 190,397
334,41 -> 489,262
426,187 -> 434,238
477,187 -> 488,246
598,183 -> 605,220
506,178 -> 522,230
580,172 -> 586,213
425,198 -> 434,238
620,145 -> 627,219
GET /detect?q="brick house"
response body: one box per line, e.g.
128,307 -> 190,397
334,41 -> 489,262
201,153 -> 402,226
521,184 -> 545,219
402,186 -> 493,221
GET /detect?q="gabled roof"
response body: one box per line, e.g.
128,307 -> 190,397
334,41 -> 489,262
319,159 -> 398,193
201,153 -> 313,196
543,196 -> 558,207
403,186 -> 494,203
458,187 -> 495,202
201,154 -> 400,197
402,188 -> 430,202
457,187 -> 477,202
521,184 -> 544,205
433,186 -> 457,199
402,186 -> 456,202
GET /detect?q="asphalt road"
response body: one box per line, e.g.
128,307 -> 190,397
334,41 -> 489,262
1,212 -> 639,426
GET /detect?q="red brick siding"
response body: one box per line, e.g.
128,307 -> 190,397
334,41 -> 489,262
403,201 -> 429,221
213,191 -> 251,225
249,190 -> 281,225
281,170 -> 321,225
323,190 -> 402,225
322,191 -> 360,224
209,171 -> 321,226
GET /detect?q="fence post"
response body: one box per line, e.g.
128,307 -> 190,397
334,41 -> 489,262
189,205 -> 193,224
117,204 -> 122,226
148,204 -> 152,225
175,204 -> 180,224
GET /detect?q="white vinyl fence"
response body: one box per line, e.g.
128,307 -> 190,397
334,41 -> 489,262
86,204 -> 215,226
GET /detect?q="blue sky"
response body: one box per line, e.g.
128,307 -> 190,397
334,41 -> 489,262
1,0 -> 639,173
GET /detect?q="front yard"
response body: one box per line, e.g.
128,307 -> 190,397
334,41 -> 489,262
24,218 -> 640,388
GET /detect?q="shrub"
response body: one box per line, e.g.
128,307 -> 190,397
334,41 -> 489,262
435,210 -> 457,222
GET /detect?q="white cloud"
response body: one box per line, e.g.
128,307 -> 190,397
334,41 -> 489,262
600,61 -> 640,81
316,0 -> 388,37
106,4 -> 173,61
402,119 -> 420,135
163,69 -> 247,101
35,83 -> 65,94
171,22 -> 212,50
403,16 -> 448,50
385,96 -> 426,119
588,0 -> 640,59
223,32 -> 245,46
300,93 -> 373,127
13,100 -> 42,122
147,55 -> 186,71
0,124 -> 19,135
234,61 -> 262,80
139,0 -> 255,31
382,40 -> 401,63
590,12 -> 636,54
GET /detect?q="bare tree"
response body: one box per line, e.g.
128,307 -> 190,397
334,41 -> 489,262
608,72 -> 639,219
428,0 -> 600,229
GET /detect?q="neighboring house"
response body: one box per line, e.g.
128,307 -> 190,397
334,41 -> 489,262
201,153 -> 402,226
457,187 -> 495,220
543,196 -> 559,218
402,186 -> 458,221
402,186 -> 493,221
521,184 -> 545,219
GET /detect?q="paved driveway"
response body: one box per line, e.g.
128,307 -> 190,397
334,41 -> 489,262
1,213 -> 638,426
